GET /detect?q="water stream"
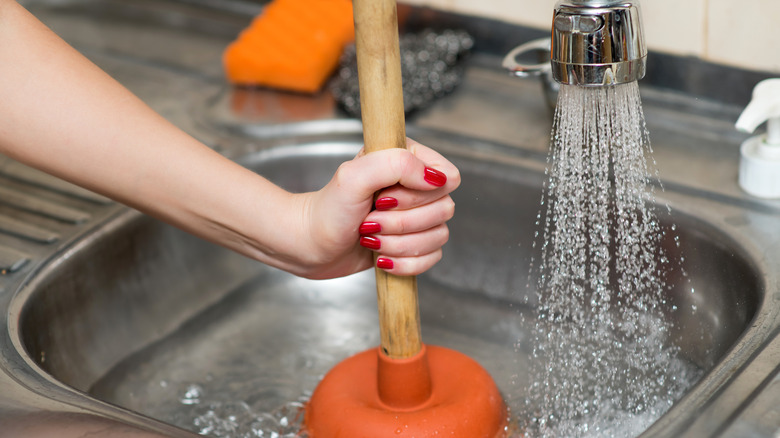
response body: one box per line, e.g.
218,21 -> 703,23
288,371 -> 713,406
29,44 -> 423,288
520,82 -> 698,437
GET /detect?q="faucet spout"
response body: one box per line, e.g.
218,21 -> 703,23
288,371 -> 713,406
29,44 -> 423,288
551,0 -> 647,86
563,0 -> 628,6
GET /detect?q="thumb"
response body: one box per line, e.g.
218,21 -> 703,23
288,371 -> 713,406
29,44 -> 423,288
339,147 -> 451,201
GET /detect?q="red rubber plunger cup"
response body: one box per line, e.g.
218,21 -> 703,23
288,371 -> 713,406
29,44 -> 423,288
306,344 -> 507,437
304,0 -> 508,436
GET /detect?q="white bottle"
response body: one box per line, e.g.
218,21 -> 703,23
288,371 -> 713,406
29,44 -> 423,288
736,78 -> 780,199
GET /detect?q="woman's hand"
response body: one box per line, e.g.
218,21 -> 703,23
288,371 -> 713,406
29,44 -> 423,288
295,139 -> 460,279
0,2 -> 459,282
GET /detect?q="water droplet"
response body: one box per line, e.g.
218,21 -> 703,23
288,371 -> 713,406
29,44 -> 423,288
179,384 -> 203,405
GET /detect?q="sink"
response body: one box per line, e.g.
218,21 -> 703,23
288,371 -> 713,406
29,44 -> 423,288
7,136 -> 768,436
2,0 -> 779,437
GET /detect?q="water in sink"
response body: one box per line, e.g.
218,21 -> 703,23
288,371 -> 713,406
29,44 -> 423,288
88,264 -> 699,438
90,270 -> 533,437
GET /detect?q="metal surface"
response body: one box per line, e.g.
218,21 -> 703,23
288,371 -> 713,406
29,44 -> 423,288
502,38 -> 552,79
0,0 -> 778,437
551,0 -> 647,86
564,0 -> 630,6
501,37 -> 560,109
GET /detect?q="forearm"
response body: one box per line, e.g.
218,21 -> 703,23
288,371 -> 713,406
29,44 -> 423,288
0,1 -> 461,280
0,1 -> 308,270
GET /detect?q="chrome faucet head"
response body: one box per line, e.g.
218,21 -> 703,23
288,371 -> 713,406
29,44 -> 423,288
551,0 -> 646,86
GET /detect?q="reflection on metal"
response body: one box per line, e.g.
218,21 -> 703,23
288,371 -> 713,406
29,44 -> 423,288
0,159 -> 112,205
0,215 -> 60,244
0,247 -> 28,275
501,37 -> 560,109
551,0 -> 646,86
0,186 -> 91,224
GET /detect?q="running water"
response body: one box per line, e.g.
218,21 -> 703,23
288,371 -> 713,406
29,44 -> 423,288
522,82 -> 696,437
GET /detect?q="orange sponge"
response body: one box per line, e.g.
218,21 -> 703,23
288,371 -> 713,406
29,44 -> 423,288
223,0 -> 355,93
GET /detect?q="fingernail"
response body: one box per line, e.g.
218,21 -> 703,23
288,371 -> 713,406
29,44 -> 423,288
376,257 -> 394,270
360,235 -> 381,250
359,221 -> 382,235
375,197 -> 398,211
424,167 -> 447,187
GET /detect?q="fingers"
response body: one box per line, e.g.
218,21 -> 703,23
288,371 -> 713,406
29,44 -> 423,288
375,250 -> 443,276
358,194 -> 454,276
358,219 -> 450,276
338,139 -> 459,277
375,141 -> 460,210
365,195 -> 455,235
340,139 -> 461,205
405,138 -> 460,193
360,223 -> 449,258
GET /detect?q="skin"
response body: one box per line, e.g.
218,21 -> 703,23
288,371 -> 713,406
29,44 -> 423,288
0,0 -> 460,279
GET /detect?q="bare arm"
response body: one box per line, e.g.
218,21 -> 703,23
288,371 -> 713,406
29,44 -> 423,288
0,1 -> 460,279
0,0 -> 314,271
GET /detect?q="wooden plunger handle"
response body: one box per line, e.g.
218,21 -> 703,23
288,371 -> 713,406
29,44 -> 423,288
353,0 -> 422,359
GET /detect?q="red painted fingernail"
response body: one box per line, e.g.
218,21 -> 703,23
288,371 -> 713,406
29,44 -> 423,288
359,221 -> 382,235
375,197 -> 398,211
424,167 -> 447,187
376,257 -> 394,270
360,235 -> 381,250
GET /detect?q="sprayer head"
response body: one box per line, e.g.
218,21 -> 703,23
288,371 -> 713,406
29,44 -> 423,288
551,0 -> 646,86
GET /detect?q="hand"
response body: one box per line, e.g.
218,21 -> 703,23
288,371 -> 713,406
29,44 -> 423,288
297,138 -> 460,279
0,1 -> 459,282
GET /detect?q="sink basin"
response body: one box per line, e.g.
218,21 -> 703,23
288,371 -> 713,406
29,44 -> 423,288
8,137 -> 767,437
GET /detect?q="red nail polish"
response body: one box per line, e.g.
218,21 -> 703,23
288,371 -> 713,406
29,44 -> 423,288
424,167 -> 447,187
360,235 -> 381,250
376,257 -> 394,270
359,221 -> 382,235
375,197 -> 398,211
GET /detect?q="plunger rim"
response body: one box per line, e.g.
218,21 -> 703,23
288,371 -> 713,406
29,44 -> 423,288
305,344 -> 508,438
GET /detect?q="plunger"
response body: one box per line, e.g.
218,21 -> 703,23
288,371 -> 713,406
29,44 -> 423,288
304,1 -> 508,436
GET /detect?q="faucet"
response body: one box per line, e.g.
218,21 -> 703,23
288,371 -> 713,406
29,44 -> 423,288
503,0 -> 646,92
551,0 -> 646,86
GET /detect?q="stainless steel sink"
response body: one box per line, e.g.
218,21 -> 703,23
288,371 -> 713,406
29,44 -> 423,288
1,1 -> 779,437
4,135 -> 774,437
